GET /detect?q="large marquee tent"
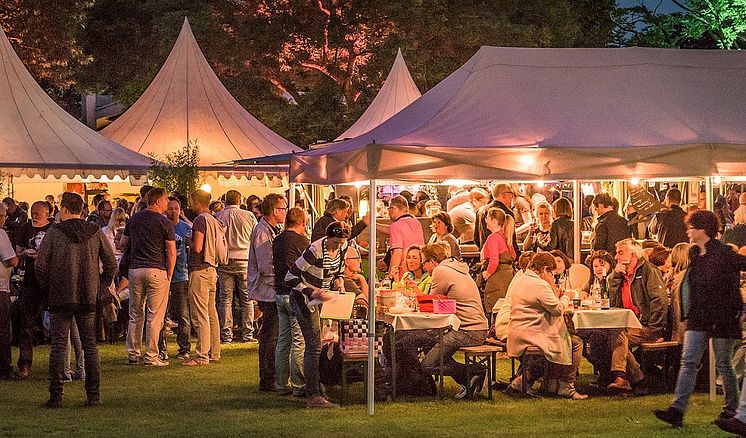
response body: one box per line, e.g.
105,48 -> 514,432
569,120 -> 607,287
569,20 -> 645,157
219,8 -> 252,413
102,18 -> 300,169
0,28 -> 150,180
291,46 -> 746,184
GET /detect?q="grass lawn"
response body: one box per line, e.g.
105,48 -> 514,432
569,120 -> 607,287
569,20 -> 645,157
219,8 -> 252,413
0,341 -> 734,437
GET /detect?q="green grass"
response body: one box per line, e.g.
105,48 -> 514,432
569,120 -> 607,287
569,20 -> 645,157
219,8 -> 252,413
0,341 -> 733,437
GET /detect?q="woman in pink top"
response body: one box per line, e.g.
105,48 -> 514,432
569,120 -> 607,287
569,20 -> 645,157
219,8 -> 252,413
480,207 -> 516,312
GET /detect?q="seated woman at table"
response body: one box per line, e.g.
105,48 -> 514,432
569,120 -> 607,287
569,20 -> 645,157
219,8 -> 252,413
523,201 -> 552,253
580,250 -> 616,299
506,252 -> 587,399
396,244 -> 432,294
481,207 -> 516,313
492,251 -> 535,342
428,212 -> 461,261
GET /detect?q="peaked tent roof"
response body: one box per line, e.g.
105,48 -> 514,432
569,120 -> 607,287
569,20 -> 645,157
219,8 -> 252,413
0,29 -> 151,178
291,46 -> 746,184
102,18 -> 300,167
335,49 -> 421,140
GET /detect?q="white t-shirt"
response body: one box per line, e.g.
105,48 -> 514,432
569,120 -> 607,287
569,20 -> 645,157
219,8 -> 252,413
0,229 -> 15,292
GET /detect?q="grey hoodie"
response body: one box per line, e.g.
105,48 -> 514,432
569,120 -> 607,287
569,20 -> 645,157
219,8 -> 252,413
35,218 -> 117,313
430,258 -> 489,331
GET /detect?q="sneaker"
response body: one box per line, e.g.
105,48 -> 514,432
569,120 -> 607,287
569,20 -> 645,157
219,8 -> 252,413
44,398 -> 62,409
243,336 -> 258,343
159,351 -> 169,361
467,371 -> 486,398
176,353 -> 190,362
220,339 -> 233,344
182,359 -> 209,366
653,407 -> 683,427
12,369 -> 30,380
143,358 -> 169,367
454,385 -> 468,400
306,396 -> 340,409
607,376 -> 632,392
126,358 -> 139,366
715,417 -> 746,436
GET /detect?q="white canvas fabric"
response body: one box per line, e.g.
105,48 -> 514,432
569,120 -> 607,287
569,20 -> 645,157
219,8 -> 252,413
102,18 -> 300,167
291,46 -> 746,184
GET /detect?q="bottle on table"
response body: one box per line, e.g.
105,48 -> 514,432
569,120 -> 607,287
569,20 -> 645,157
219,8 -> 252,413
572,289 -> 581,309
600,267 -> 610,310
591,277 -> 602,310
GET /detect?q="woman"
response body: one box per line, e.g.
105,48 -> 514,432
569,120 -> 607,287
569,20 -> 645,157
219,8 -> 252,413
428,212 -> 461,261
506,252 -> 587,399
523,201 -> 552,253
581,250 -> 615,298
547,197 -> 574,259
665,242 -> 691,344
397,245 -> 432,294
480,207 -> 516,312
101,207 -> 127,261
285,221 -> 351,409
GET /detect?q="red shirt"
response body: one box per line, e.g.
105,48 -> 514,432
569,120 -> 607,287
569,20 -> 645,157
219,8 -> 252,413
621,258 -> 640,317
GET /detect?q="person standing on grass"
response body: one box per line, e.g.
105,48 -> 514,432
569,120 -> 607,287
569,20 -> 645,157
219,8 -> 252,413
122,188 -> 176,367
35,192 -> 117,408
656,210 -> 746,429
272,207 -> 309,396
0,202 -> 19,380
216,190 -> 257,344
183,190 -> 225,366
248,193 -> 288,391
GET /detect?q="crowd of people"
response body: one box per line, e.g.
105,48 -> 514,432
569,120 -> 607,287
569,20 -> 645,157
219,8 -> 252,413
1,181 -> 746,431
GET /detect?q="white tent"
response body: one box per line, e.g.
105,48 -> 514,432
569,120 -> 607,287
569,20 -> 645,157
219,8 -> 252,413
0,29 -> 151,179
102,18 -> 300,167
336,49 -> 421,141
292,46 -> 746,184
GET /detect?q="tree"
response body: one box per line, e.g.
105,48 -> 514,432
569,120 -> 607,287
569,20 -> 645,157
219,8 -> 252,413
673,0 -> 746,49
149,141 -> 200,196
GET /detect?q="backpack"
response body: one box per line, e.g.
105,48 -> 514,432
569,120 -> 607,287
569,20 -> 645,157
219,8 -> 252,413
200,213 -> 229,266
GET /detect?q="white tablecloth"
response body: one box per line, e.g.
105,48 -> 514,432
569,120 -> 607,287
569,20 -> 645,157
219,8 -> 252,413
571,309 -> 642,330
383,312 -> 461,331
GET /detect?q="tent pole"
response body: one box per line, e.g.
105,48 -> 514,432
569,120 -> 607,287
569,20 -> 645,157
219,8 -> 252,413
289,183 -> 296,207
367,178 -> 377,416
572,180 -> 581,263
705,177 -> 713,211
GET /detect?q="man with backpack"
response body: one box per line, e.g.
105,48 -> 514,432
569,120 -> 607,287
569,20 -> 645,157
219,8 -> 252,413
183,189 -> 228,366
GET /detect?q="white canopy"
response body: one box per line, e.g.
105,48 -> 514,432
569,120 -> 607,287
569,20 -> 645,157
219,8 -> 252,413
291,46 -> 746,184
335,49 -> 421,140
0,29 -> 151,179
102,18 -> 300,167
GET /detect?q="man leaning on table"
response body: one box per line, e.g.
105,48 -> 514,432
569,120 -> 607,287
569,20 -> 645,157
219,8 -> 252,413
606,238 -> 667,393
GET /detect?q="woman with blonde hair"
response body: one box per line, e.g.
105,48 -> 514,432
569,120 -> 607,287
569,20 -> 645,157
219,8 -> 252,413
666,242 -> 691,344
523,201 -> 553,253
480,207 -> 516,312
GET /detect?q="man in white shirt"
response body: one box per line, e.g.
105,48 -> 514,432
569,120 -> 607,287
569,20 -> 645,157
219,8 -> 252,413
216,190 -> 258,343
0,203 -> 19,380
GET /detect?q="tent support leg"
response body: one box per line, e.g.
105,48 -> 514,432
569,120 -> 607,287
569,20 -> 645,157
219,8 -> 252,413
572,180 -> 581,263
367,179 -> 377,416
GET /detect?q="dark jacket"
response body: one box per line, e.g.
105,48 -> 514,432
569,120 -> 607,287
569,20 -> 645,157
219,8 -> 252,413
649,205 -> 688,248
545,216 -> 573,259
609,258 -> 668,339
474,200 -> 520,256
272,229 -> 310,296
592,210 -> 632,254
35,219 -> 117,313
311,214 -> 366,243
684,239 -> 746,338
723,224 -> 746,248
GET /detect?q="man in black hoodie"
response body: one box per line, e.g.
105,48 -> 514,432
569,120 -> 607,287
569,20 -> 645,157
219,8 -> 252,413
35,192 -> 117,408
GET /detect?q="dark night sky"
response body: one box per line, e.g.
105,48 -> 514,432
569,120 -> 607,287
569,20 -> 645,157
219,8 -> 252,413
616,0 -> 685,14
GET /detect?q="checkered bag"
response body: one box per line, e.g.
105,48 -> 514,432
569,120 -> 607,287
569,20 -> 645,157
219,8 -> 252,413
339,319 -> 383,355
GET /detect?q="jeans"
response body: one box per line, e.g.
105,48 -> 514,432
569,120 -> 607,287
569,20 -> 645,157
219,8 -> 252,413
420,329 -> 487,386
48,310 -> 100,402
189,268 -> 220,362
275,294 -> 305,393
61,316 -> 85,380
170,281 -> 191,355
126,268 -> 170,363
257,300 -> 279,390
218,260 -> 254,342
0,292 -> 11,378
17,289 -> 43,372
671,330 -> 739,415
290,296 -> 321,398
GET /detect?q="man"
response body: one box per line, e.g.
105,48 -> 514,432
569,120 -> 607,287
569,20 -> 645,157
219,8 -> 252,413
338,195 -> 368,241
311,198 -> 349,242
2,197 -> 28,246
0,203 -> 19,380
403,242 -> 488,399
216,190 -> 257,344
649,188 -> 688,248
655,210 -> 746,430
272,206 -> 308,396
12,201 -> 52,379
87,200 -> 112,228
162,197 -> 192,361
343,246 -> 368,309
122,187 -> 176,366
45,195 -> 59,216
591,193 -> 632,254
697,191 -> 707,210
727,186 -> 741,214
448,188 -> 487,244
183,190 -> 224,366
385,195 -> 424,281
606,238 -> 667,392
248,193 -> 288,391
35,192 -> 116,407
473,184 -> 519,256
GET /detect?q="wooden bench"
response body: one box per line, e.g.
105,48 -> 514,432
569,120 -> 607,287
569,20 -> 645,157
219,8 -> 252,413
639,341 -> 681,391
460,344 -> 506,400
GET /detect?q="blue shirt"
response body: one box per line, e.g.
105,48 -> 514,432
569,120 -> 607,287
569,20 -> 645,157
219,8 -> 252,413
172,220 -> 191,283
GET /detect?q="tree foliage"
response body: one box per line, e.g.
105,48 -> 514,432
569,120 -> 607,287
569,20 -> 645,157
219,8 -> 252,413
149,141 -> 200,196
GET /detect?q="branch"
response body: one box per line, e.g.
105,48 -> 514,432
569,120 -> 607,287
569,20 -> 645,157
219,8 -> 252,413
299,62 -> 339,83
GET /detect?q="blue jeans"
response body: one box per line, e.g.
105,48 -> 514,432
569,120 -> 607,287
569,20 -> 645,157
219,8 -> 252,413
275,295 -> 305,393
671,330 -> 739,415
218,260 -> 254,342
48,310 -> 99,402
290,295 -> 321,398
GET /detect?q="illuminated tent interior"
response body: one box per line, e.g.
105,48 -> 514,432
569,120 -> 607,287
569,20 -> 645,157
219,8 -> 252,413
102,18 -> 301,169
291,46 -> 746,185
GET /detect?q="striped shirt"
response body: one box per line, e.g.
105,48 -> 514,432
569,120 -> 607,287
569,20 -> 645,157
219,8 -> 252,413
285,237 -> 347,300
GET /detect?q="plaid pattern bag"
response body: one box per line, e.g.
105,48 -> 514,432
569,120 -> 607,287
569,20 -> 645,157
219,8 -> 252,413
339,319 -> 383,355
